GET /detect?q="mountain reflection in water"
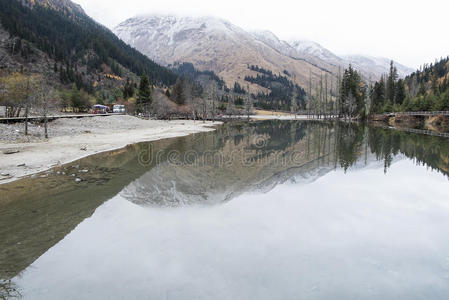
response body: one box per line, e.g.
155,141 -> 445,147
1,120 -> 449,299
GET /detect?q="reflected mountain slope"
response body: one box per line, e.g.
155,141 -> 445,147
1,120 -> 448,286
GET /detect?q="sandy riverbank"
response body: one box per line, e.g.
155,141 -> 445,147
0,115 -> 221,184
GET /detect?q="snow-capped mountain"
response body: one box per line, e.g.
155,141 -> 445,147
289,39 -> 344,65
115,15 -> 332,90
343,55 -> 414,79
250,30 -> 298,58
287,39 -> 414,79
114,14 -> 413,90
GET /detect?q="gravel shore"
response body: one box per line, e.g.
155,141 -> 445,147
0,115 -> 192,142
0,115 -> 221,184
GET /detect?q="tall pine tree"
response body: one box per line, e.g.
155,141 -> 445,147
136,74 -> 152,114
386,61 -> 398,104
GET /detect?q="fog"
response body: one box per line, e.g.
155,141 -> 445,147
74,0 -> 449,68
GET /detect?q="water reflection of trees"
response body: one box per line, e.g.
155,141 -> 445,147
367,126 -> 449,176
2,120 -> 448,289
334,122 -> 365,171
121,120 -> 449,208
120,120 -> 339,207
330,122 -> 449,176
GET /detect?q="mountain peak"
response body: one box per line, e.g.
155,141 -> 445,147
121,14 -> 241,36
251,30 -> 281,43
288,39 -> 343,63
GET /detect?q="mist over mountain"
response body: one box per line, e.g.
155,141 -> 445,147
114,14 -> 414,91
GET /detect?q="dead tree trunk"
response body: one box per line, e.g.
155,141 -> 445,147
24,105 -> 29,136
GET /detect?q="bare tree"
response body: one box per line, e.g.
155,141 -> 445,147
24,77 -> 33,135
201,86 -> 209,123
34,83 -> 60,139
244,84 -> 253,120
153,88 -> 177,119
319,73 -> 323,119
324,73 -> 328,119
202,80 -> 219,122
182,79 -> 195,120
210,81 -> 217,121
408,76 -> 419,99
308,69 -> 313,118
337,66 -> 342,118
330,77 -> 334,118
0,80 -> 7,118
226,91 -> 237,117
290,76 -> 298,119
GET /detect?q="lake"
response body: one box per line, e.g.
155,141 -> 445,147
1,120 -> 449,299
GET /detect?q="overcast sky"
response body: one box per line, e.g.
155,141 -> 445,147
74,0 -> 449,69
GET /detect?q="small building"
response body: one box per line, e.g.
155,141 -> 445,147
92,105 -> 109,114
113,104 -> 126,114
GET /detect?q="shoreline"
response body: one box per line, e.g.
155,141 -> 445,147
0,119 -> 222,185
2,115 -> 447,186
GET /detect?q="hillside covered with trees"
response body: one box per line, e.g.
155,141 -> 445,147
316,57 -> 449,120
371,57 -> 449,113
0,0 -> 177,90
244,65 -> 307,111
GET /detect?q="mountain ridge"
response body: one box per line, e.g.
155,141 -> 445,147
114,15 -> 336,92
114,14 -> 414,92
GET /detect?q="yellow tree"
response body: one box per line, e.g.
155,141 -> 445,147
0,73 -> 28,118
1,73 -> 42,135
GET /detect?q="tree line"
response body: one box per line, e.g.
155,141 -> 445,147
305,56 -> 449,120
371,57 -> 449,113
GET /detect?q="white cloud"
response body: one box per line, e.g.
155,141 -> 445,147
74,0 -> 449,69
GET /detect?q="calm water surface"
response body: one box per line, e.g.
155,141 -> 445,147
1,121 -> 449,299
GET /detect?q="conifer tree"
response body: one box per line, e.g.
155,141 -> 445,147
339,65 -> 365,119
136,74 -> 152,114
386,61 -> 398,103
123,78 -> 135,99
395,79 -> 406,105
372,76 -> 386,113
172,78 -> 184,105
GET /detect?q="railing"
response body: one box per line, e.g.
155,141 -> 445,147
381,111 -> 449,116
375,124 -> 449,138
0,113 -> 124,123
